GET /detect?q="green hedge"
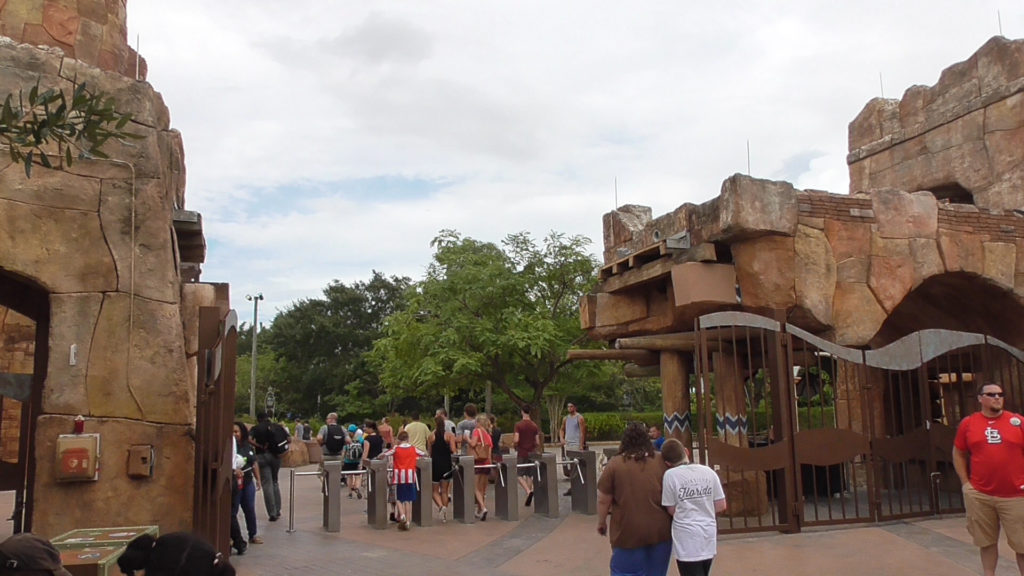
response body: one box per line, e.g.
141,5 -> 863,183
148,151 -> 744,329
585,407 -> 836,442
586,412 -> 663,441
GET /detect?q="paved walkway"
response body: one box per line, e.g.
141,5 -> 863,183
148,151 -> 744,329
223,466 -> 1016,576
4,469 -> 1022,575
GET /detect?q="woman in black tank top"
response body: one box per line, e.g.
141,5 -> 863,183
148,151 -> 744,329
362,420 -> 385,462
428,415 -> 458,522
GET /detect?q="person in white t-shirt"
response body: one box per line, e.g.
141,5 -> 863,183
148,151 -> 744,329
660,438 -> 726,576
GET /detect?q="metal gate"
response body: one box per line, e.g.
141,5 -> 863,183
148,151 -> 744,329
193,307 -> 238,554
693,312 -> 1024,534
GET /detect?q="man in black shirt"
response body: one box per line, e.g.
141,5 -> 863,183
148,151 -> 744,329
250,412 -> 282,521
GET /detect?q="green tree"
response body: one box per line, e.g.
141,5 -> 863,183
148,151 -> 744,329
372,230 -> 604,421
235,346 -> 284,417
1,81 -> 138,177
258,271 -> 412,420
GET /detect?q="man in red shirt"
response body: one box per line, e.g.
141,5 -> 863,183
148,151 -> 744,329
953,382 -> 1024,576
513,405 -> 541,506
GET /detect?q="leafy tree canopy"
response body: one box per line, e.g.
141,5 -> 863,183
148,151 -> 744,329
371,229 -> 607,415
252,271 -> 412,420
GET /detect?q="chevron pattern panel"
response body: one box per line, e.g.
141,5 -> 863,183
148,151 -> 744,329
663,411 -> 691,434
715,412 -> 747,437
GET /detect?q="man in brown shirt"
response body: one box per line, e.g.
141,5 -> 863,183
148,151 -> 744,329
597,421 -> 672,575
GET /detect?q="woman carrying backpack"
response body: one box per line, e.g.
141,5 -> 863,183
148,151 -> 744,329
344,425 -> 365,499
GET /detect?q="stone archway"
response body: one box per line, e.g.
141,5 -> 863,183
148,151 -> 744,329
0,270 -> 50,533
869,272 -> 1024,349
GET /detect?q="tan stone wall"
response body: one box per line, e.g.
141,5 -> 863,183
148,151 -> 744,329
0,0 -> 146,79
0,38 -> 197,536
847,37 -> 1024,211
32,415 -> 195,536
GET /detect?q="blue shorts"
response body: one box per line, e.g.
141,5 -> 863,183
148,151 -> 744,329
396,483 -> 418,503
609,541 -> 672,576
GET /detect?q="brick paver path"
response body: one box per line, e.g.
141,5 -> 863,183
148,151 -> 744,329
5,466 -> 1023,574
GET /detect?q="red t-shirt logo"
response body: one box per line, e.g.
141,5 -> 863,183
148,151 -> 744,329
985,427 -> 1003,444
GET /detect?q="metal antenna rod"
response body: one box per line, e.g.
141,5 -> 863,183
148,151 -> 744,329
746,140 -> 751,175
614,177 -> 618,208
998,10 -> 1003,36
879,72 -> 885,98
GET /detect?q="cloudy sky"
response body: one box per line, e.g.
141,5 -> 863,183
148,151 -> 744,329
126,2 -> 1023,326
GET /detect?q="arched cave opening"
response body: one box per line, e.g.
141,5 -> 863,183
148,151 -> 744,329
870,272 -> 1024,349
929,183 -> 974,205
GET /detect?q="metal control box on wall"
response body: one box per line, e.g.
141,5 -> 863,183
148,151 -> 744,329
55,434 -> 100,482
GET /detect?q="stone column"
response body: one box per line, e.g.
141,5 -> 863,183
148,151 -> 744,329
567,449 -> 597,515
322,460 -> 342,532
451,456 -> 476,524
533,452 -> 560,518
365,459 -> 388,529
412,457 -> 433,526
661,351 -> 692,449
495,456 -> 519,521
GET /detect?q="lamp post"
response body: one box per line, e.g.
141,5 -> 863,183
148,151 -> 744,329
245,292 -> 264,419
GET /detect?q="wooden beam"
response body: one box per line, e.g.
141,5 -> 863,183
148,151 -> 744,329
616,332 -> 697,351
624,363 -> 660,378
600,257 -> 674,293
565,349 -> 659,366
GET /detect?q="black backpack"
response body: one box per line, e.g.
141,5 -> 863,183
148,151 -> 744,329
268,423 -> 290,455
324,424 -> 347,454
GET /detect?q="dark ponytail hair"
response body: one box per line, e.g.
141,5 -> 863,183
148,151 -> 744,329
117,532 -> 235,576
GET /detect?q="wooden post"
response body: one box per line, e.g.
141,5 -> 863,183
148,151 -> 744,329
660,351 -> 692,450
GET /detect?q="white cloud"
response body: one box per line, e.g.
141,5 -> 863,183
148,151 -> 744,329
125,1 -> 1024,323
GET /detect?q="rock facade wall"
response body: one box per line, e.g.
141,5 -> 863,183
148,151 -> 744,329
0,37 -> 195,536
847,36 -> 1024,210
594,175 -> 1024,347
0,0 -> 146,79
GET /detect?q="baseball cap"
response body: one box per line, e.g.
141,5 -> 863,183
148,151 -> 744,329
0,533 -> 73,576
348,425 -> 357,433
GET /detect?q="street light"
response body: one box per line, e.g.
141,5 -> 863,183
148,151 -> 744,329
245,292 -> 264,419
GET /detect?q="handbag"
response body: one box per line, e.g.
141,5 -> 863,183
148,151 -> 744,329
471,429 -> 491,460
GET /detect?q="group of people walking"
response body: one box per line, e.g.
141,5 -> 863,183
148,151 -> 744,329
313,403 -> 516,529
229,412 -> 288,555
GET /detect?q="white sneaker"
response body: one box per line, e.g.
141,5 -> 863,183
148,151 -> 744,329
440,506 -> 447,523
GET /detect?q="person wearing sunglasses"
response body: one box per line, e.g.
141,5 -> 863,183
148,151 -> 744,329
953,382 -> 1024,576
